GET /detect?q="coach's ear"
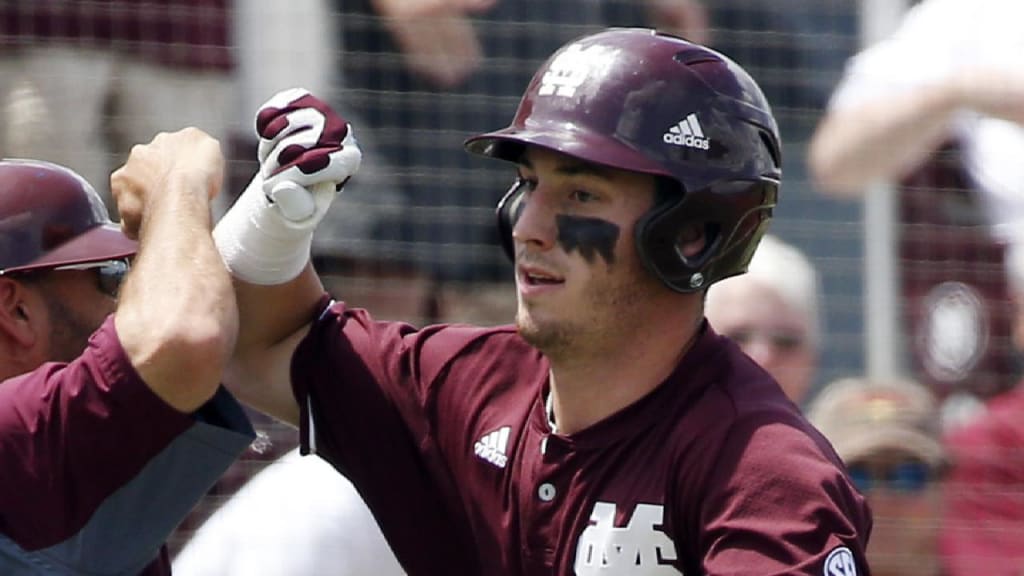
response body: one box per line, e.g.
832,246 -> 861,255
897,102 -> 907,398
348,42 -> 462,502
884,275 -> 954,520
0,277 -> 40,351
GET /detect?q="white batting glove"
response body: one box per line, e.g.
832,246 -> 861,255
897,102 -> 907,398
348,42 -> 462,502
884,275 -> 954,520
255,87 -> 362,226
214,88 -> 362,284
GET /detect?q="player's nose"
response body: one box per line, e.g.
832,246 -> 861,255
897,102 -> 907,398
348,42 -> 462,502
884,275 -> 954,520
512,188 -> 557,253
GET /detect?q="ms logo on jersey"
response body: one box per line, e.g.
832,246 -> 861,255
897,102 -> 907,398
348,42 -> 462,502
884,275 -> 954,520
573,502 -> 682,575
824,546 -> 857,576
538,43 -> 614,98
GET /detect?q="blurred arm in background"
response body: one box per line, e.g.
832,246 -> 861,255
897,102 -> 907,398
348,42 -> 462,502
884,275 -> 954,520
808,0 -> 1024,199
371,0 -> 497,88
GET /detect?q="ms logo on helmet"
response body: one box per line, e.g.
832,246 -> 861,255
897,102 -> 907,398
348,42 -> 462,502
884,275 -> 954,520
538,43 -> 614,98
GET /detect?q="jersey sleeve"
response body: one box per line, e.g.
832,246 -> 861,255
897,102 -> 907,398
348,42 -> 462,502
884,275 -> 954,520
290,299 -> 486,576
0,315 -> 255,575
685,414 -> 872,576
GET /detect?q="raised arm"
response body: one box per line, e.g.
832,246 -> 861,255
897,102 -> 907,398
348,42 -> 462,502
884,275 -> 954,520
810,64 -> 1024,197
110,128 -> 235,413
214,89 -> 362,425
808,84 -> 959,197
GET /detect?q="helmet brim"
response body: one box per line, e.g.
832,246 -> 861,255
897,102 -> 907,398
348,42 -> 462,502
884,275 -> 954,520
465,125 -> 673,181
4,224 -> 137,274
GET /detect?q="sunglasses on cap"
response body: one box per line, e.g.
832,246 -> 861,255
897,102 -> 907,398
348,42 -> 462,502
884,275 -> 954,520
846,460 -> 935,494
50,259 -> 131,298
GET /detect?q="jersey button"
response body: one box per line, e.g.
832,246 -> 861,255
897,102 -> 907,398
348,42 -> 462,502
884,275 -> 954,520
538,482 -> 557,501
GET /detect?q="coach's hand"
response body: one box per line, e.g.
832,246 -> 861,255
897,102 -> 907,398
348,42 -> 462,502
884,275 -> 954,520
252,88 -> 362,227
113,127 -> 224,239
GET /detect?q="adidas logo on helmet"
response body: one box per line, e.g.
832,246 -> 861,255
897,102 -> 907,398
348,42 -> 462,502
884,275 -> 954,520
663,113 -> 710,150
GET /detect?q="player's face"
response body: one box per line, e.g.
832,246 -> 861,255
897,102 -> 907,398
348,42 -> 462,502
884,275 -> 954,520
509,146 -> 666,354
706,276 -> 816,404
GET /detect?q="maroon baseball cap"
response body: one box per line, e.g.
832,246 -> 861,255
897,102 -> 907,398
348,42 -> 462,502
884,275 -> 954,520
0,159 -> 137,274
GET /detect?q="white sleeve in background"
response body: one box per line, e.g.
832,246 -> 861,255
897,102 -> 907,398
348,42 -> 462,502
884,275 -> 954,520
172,449 -> 406,576
828,0 -> 967,111
826,0 -> 1024,239
232,0 -> 337,129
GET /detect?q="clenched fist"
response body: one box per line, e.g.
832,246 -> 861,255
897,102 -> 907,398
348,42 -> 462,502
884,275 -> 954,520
112,127 -> 224,239
253,88 -> 362,224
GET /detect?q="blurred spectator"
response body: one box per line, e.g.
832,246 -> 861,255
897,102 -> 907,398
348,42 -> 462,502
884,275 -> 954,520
0,1 -> 235,216
808,377 -> 948,576
941,384 -> 1024,575
706,234 -> 822,406
809,0 -> 1024,224
808,0 -> 1023,405
173,449 -> 405,576
937,238 -> 1024,575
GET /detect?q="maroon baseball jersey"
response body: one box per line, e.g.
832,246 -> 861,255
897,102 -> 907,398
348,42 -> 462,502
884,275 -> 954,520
293,300 -> 872,576
0,316 -> 254,575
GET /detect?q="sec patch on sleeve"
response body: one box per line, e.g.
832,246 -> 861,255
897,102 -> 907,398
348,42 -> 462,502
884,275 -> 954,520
824,546 -> 857,576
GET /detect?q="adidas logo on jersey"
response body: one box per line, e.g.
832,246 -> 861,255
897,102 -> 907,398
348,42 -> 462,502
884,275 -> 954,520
663,114 -> 710,150
474,426 -> 511,468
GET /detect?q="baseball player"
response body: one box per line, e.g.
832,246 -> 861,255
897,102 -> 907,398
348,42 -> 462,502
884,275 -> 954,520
0,134 -> 255,575
210,29 -> 872,575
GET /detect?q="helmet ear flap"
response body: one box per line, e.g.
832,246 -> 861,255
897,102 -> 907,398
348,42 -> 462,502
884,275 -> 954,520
496,179 -> 529,261
635,193 -> 712,293
637,178 -> 778,293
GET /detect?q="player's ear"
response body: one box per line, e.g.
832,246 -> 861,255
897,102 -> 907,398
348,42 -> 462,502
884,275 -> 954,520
676,222 -> 708,259
0,277 -> 42,350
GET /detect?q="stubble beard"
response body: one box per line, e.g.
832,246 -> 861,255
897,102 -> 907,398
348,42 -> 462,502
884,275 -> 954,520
516,263 -> 660,363
38,288 -> 100,363
517,307 -> 574,359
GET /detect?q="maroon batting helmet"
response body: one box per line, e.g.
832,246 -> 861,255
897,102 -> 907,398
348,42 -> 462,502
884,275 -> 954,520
0,159 -> 137,275
465,28 -> 781,293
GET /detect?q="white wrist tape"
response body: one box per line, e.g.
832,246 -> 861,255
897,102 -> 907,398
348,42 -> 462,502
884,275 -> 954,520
213,176 -> 336,285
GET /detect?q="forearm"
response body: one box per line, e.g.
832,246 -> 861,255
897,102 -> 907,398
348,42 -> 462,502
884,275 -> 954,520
117,171 -> 237,412
809,85 -> 959,197
218,263 -> 322,426
215,88 -> 361,420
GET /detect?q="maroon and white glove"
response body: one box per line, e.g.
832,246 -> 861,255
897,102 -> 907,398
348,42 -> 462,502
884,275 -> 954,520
256,87 -> 362,223
214,88 -> 362,284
